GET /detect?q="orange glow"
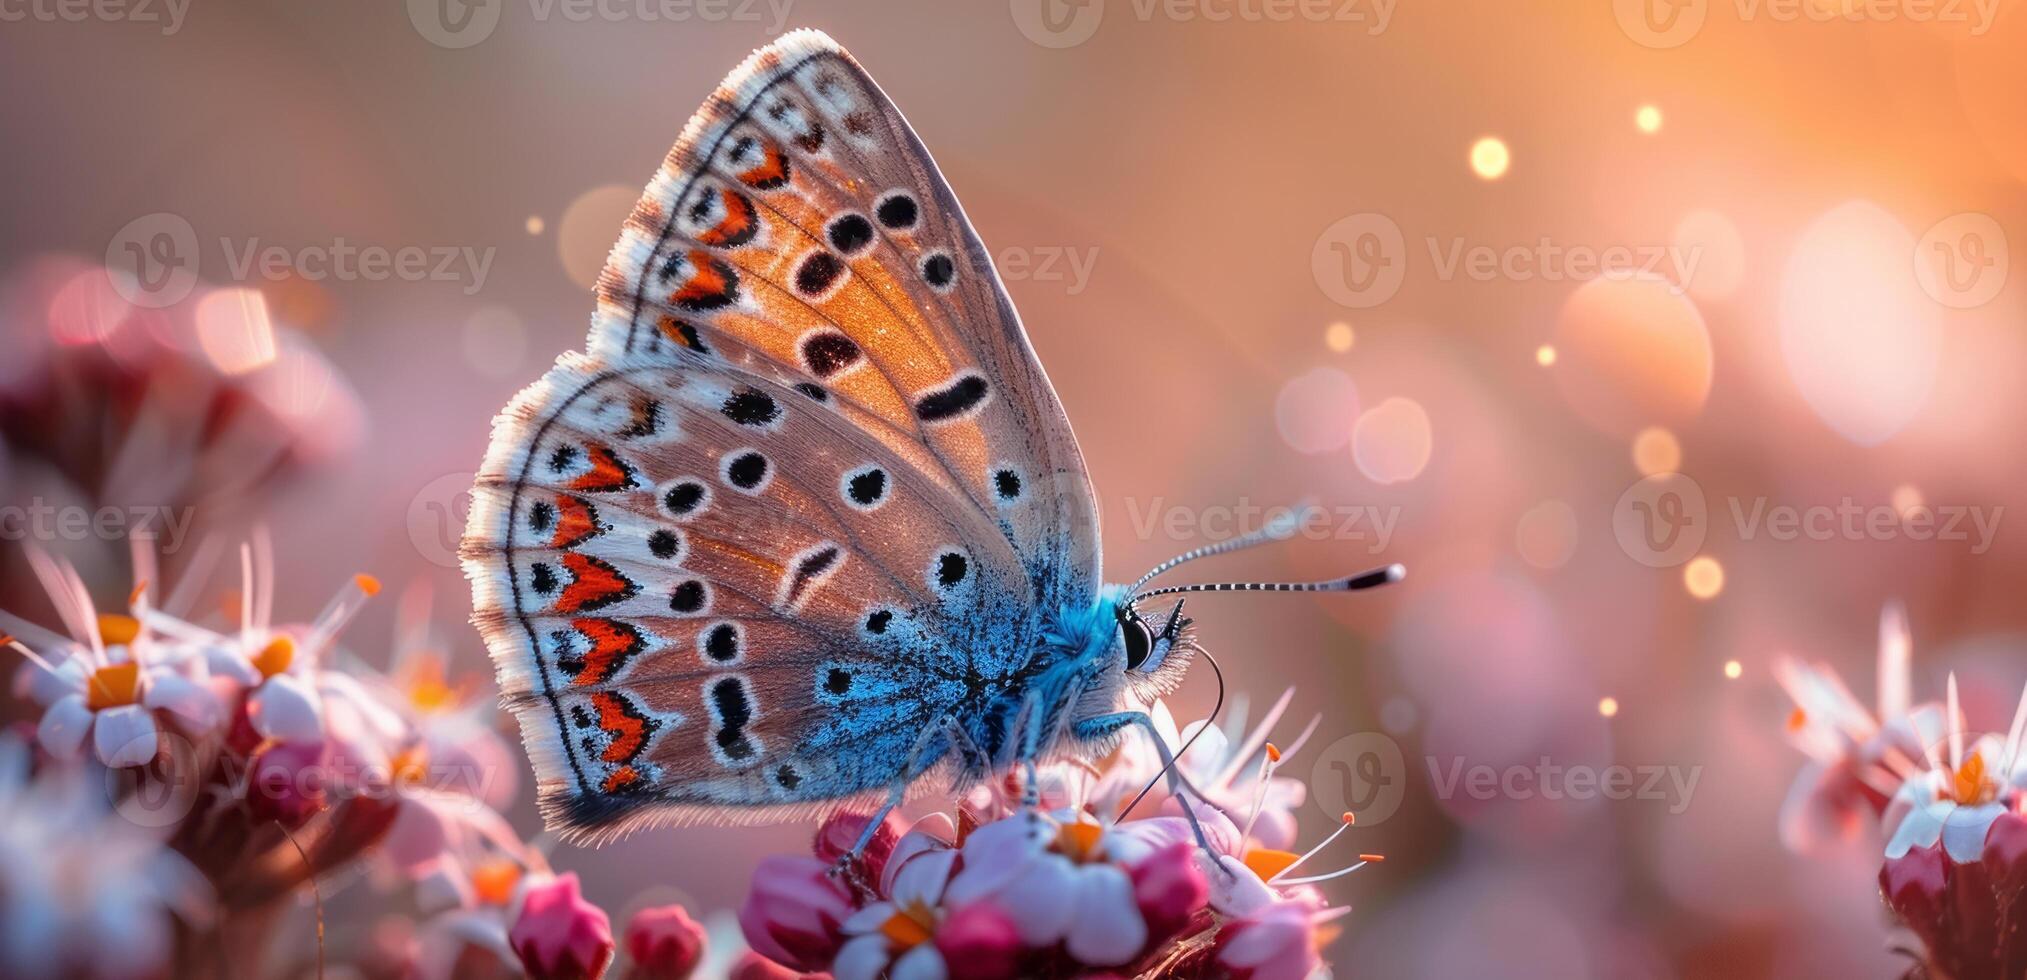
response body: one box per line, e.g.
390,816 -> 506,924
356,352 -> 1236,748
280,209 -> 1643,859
85,662 -> 140,711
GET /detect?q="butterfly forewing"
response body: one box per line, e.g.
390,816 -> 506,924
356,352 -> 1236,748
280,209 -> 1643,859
465,31 -> 1099,841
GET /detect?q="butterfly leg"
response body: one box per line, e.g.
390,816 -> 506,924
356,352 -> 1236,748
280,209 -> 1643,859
832,715 -> 962,886
1071,711 -> 1221,861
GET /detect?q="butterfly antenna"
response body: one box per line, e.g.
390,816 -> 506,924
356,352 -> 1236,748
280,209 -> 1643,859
1119,640 -> 1226,822
1132,563 -> 1405,606
1126,505 -> 1316,595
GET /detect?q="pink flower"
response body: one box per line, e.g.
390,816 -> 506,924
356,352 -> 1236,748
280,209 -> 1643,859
1880,809 -> 2027,979
813,808 -> 903,885
510,872 -> 614,980
1131,842 -> 1209,941
928,902 -> 1021,980
623,904 -> 706,980
246,738 -> 328,828
739,856 -> 853,971
940,812 -> 1148,967
1215,901 -> 1321,980
1774,602 -> 1945,851
833,822 -> 1022,980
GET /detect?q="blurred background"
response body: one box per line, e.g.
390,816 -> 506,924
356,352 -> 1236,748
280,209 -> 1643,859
3,1 -> 2024,976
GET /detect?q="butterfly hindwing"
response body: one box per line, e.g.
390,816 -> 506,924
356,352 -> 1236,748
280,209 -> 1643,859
466,30 -> 1101,842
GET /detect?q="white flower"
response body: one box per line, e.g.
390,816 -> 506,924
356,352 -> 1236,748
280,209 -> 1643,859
0,735 -> 209,979
941,811 -> 1149,966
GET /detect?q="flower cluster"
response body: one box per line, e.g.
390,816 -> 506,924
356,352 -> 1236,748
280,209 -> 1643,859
0,534 -> 712,979
1775,602 -> 2027,976
739,694 -> 1372,980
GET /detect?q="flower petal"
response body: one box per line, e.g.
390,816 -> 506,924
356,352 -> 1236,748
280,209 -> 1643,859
93,705 -> 159,768
142,672 -> 221,729
831,933 -> 892,980
1063,864 -> 1146,966
890,942 -> 948,980
250,674 -> 325,744
37,693 -> 93,758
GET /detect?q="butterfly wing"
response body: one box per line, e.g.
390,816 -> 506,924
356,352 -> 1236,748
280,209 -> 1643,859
592,29 -> 1099,606
463,30 -> 1100,842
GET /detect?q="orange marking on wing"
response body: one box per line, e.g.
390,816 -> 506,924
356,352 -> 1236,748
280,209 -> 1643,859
738,141 -> 790,189
592,692 -> 648,763
550,495 -> 600,549
695,188 -> 757,247
670,250 -> 737,309
569,618 -> 643,686
657,315 -> 706,351
601,766 -> 641,793
568,444 -> 634,492
555,553 -> 636,614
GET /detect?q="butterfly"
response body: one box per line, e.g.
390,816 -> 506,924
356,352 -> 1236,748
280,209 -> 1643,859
462,28 -> 1400,850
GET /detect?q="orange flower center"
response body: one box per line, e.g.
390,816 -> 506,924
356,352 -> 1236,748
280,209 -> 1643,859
1243,847 -> 1301,882
471,859 -> 522,905
392,744 -> 430,786
96,614 -> 142,647
85,662 -> 141,711
1054,819 -> 1106,863
1951,754 -> 1993,806
405,656 -> 456,712
251,636 -> 295,679
879,902 -> 935,950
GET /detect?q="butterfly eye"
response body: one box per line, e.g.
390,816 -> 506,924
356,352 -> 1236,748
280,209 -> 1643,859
1120,612 -> 1154,671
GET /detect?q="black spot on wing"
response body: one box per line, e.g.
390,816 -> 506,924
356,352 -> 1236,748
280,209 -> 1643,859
720,388 -> 781,427
799,330 -> 862,378
915,373 -> 990,423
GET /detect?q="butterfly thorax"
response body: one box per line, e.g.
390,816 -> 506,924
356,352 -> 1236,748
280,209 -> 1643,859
956,591 -> 1129,773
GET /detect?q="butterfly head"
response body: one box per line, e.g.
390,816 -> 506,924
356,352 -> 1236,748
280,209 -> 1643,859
1111,597 -> 1197,699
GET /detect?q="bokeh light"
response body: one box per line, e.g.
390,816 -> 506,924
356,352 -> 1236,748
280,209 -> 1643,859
1631,426 -> 1682,476
1470,136 -> 1510,180
1324,321 -> 1355,353
1552,273 -> 1712,436
1274,366 -> 1360,455
1516,499 -> 1579,570
526,215 -> 546,235
194,287 -> 279,376
1598,696 -> 1619,718
1779,201 -> 1939,446
1352,396 -> 1433,484
557,185 -> 640,290
1535,344 -> 1556,367
1672,209 -> 1746,301
1635,104 -> 1663,134
1724,659 -> 1743,679
1684,556 -> 1725,599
